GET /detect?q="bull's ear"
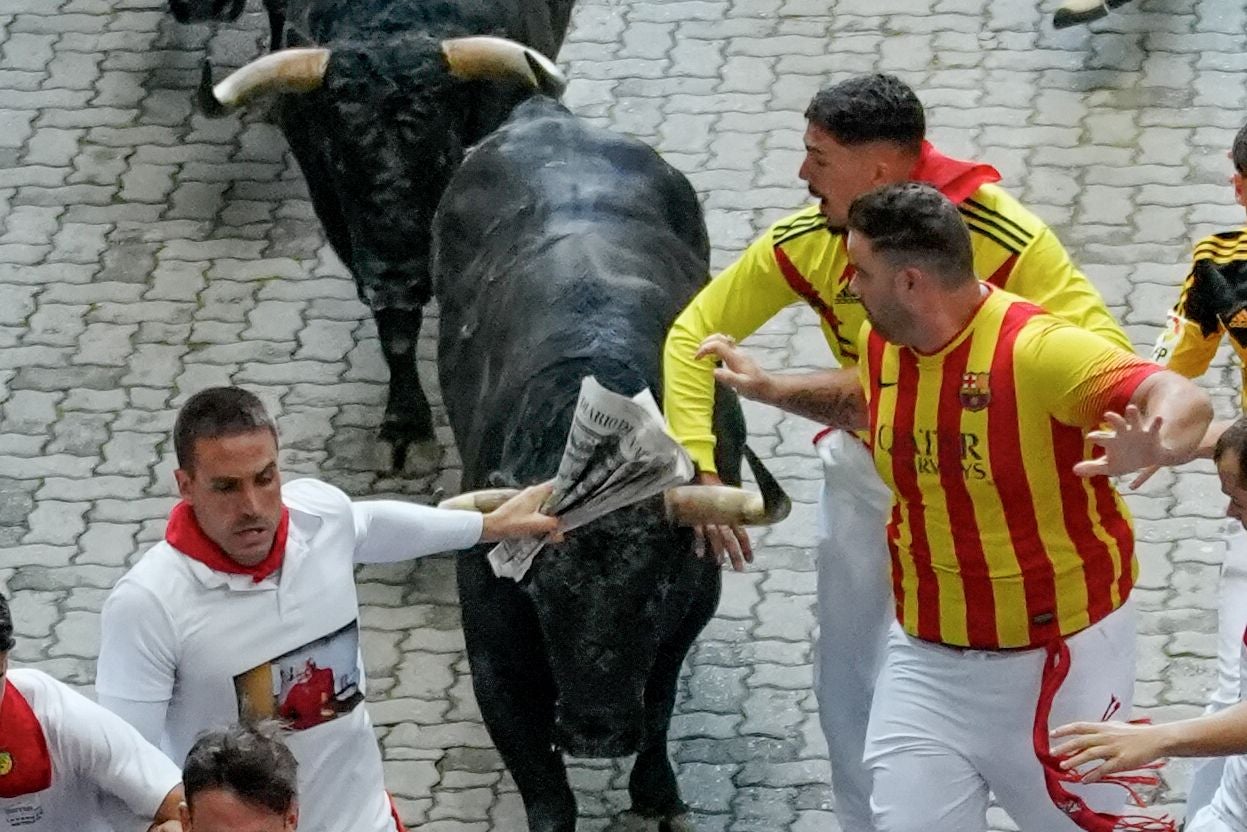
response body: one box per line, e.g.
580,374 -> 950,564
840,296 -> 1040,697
524,51 -> 564,98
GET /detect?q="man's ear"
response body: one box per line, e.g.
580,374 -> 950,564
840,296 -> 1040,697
287,802 -> 299,829
174,468 -> 193,502
898,265 -> 923,294
1234,172 -> 1246,208
178,802 -> 191,830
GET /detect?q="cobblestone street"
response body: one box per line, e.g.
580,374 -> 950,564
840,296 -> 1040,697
1,0 -> 1245,828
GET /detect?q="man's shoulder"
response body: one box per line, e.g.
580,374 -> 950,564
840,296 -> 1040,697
282,477 -> 353,520
8,668 -> 59,700
6,668 -> 84,722
960,183 -> 1046,253
768,204 -> 834,248
1193,228 -> 1247,263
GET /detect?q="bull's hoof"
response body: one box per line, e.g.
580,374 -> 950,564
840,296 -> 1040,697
608,811 -> 694,832
376,436 -> 442,476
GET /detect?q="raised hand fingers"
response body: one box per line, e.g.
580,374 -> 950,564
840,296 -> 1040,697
694,333 -> 738,361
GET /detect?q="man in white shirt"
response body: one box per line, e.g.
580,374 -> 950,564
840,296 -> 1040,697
0,593 -> 183,832
179,723 -> 298,832
95,386 -> 560,832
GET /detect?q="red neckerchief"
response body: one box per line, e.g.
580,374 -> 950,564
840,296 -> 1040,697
0,680 -> 52,798
165,502 -> 291,583
910,140 -> 1001,204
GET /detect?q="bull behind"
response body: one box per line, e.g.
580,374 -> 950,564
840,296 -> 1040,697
197,0 -> 575,472
433,97 -> 759,832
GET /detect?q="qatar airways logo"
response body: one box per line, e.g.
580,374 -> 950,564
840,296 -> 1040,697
874,425 -> 988,480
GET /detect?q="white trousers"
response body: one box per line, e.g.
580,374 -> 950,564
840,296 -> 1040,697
813,431 -> 894,832
1188,526 -> 1247,819
864,601 -> 1137,832
1189,802 -> 1246,832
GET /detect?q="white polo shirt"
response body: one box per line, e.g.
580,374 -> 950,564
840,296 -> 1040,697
0,669 -> 181,831
95,478 -> 483,832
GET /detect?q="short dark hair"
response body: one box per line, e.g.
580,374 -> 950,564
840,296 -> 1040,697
804,74 -> 925,153
846,183 -> 975,285
1233,122 -> 1247,176
0,593 -> 14,653
183,723 -> 298,816
1214,418 -> 1247,485
174,387 -> 277,470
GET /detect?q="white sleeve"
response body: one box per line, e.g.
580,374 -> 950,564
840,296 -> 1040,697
95,579 -> 177,747
351,500 -> 484,564
44,677 -> 182,825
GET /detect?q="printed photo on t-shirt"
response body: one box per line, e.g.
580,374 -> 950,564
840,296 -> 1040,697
233,620 -> 363,731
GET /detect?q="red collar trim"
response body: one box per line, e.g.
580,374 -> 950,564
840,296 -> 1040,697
910,141 -> 1001,205
0,680 -> 52,798
165,502 -> 290,583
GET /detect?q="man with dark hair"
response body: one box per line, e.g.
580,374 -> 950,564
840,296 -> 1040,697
0,593 -> 184,831
1146,119 -> 1247,821
96,385 -> 561,832
663,71 -> 1128,830
180,724 -> 298,831
700,183 -> 1211,830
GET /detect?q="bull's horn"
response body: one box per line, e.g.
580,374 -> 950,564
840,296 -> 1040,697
197,48 -> 331,116
665,445 -> 792,527
440,36 -> 566,96
438,488 -> 521,513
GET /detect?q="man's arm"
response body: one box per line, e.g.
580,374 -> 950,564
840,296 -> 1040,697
1072,370 -> 1213,479
1151,252 -> 1223,376
664,234 -> 804,474
46,675 -> 183,831
352,482 -> 559,564
1052,699 -> 1247,782
96,582 -> 178,748
695,334 -> 868,431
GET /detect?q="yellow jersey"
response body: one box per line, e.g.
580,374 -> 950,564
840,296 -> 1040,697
665,177 -> 1129,473
1152,228 -> 1247,409
860,287 -> 1159,649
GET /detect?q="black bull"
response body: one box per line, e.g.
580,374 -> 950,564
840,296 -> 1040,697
433,97 -> 770,832
198,0 -> 576,471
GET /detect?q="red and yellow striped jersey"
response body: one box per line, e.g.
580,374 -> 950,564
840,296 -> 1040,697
858,286 -> 1162,649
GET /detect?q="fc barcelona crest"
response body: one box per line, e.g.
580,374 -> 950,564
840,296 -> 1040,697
959,371 -> 991,411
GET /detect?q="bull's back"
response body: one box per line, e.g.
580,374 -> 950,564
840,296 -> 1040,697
432,99 -> 709,466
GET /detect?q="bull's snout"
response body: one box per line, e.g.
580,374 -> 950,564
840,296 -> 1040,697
553,706 -> 644,759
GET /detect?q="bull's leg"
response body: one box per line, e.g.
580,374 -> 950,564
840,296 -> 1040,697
457,552 -> 577,832
265,0 -> 285,50
374,307 -> 439,474
625,564 -> 721,826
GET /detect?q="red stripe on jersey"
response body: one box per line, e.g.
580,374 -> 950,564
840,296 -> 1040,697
774,246 -> 855,358
938,338 -> 996,646
988,304 -> 1060,646
1093,471 -> 1135,608
986,253 -> 1019,288
892,348 -> 941,641
866,330 -> 886,446
867,332 -> 906,624
1051,424 -> 1116,624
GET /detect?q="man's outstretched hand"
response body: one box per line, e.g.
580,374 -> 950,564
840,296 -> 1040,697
1074,405 -> 1167,488
690,470 -> 753,572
